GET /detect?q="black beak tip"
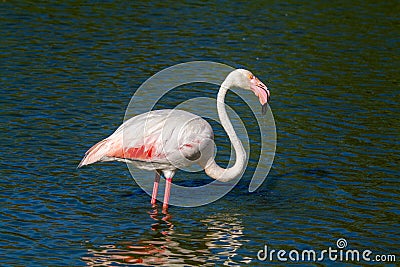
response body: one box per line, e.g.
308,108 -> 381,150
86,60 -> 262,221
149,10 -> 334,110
262,103 -> 268,115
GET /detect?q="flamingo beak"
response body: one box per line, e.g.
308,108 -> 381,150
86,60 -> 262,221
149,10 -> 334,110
250,76 -> 270,114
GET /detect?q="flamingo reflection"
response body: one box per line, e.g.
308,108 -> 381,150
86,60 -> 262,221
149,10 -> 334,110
82,206 -> 177,266
148,206 -> 173,235
82,212 -> 250,266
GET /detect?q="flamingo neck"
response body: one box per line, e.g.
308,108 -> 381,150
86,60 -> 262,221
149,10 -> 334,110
204,81 -> 246,182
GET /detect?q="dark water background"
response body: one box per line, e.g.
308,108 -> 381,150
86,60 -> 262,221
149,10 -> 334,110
1,1 -> 399,266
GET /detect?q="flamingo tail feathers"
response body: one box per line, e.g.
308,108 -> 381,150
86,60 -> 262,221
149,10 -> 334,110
78,139 -> 116,168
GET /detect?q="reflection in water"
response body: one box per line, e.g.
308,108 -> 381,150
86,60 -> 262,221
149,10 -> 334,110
82,207 -> 173,266
201,214 -> 252,266
82,210 -> 250,266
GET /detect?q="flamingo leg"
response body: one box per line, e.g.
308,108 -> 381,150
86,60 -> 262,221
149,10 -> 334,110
151,172 -> 160,206
162,177 -> 172,212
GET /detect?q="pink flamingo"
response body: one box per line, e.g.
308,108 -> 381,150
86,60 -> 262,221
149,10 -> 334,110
78,69 -> 270,212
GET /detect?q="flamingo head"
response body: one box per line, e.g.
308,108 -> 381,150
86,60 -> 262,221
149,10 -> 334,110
228,69 -> 271,114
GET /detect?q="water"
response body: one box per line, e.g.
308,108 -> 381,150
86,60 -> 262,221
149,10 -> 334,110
1,1 -> 399,266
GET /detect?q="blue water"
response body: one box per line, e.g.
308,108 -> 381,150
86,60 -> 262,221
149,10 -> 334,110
1,1 -> 399,266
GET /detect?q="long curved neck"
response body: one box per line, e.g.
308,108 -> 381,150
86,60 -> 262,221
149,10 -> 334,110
204,80 -> 246,182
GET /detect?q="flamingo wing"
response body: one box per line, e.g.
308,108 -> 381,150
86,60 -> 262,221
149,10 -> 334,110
78,109 -> 213,170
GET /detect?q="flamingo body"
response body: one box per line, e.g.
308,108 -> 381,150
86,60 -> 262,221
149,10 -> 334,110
78,109 -> 213,171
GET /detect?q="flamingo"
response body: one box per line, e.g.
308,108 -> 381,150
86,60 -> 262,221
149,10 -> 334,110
78,69 -> 270,212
